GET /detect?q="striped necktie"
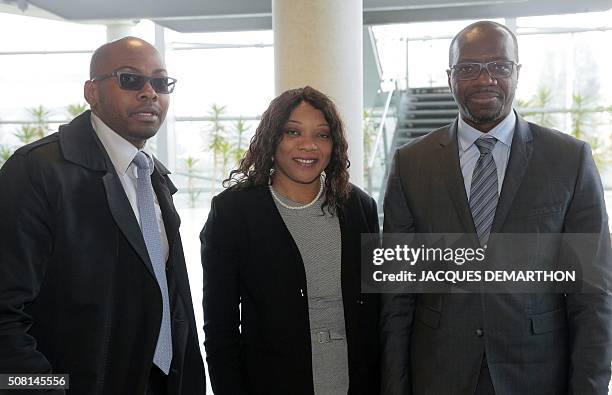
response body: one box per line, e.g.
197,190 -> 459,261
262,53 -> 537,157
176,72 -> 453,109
469,137 -> 498,247
132,151 -> 173,374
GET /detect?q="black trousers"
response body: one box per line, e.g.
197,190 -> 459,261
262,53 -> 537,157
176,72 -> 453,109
146,365 -> 168,395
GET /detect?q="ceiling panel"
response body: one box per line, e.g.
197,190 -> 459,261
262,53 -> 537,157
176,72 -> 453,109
26,0 -> 271,20
17,0 -> 612,32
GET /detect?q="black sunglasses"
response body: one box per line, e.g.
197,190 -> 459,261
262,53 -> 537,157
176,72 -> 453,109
91,71 -> 177,94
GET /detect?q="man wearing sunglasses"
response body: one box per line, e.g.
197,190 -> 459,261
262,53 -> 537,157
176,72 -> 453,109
0,37 -> 205,394
381,21 -> 611,394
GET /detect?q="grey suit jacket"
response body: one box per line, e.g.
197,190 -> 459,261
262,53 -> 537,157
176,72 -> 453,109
380,114 -> 612,395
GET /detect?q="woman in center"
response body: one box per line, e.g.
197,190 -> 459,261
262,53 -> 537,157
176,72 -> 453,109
201,86 -> 380,394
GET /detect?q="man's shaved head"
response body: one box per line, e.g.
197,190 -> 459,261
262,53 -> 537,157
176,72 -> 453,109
449,21 -> 518,67
89,36 -> 162,79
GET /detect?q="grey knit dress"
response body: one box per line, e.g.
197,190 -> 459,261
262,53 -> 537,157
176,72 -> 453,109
271,188 -> 349,394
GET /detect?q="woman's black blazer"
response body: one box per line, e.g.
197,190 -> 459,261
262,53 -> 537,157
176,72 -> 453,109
201,183 -> 380,394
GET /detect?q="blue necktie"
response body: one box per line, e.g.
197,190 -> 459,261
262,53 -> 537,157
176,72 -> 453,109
469,137 -> 498,247
132,151 -> 173,374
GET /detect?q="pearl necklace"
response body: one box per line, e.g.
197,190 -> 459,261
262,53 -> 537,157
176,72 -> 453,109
269,174 -> 325,210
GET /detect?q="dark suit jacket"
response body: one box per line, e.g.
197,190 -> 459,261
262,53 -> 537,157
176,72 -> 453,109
0,111 -> 205,394
380,114 -> 612,395
201,184 -> 380,394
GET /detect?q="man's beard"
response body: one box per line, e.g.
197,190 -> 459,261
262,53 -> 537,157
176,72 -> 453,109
463,103 -> 505,125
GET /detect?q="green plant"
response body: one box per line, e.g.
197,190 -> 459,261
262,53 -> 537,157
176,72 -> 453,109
14,105 -> 52,145
569,92 -> 594,141
206,103 -> 228,196
362,110 -> 377,193
231,118 -> 249,167
27,105 -> 52,139
518,88 -> 611,170
0,144 -> 13,168
14,125 -> 39,145
567,92 -> 611,169
533,87 -> 555,127
515,98 -> 531,109
183,156 -> 202,208
586,134 -> 611,169
517,86 -> 555,128
220,140 -> 232,180
66,103 -> 88,118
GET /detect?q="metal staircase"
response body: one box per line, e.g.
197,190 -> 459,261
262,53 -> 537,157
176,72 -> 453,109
392,87 -> 458,150
365,86 -> 458,214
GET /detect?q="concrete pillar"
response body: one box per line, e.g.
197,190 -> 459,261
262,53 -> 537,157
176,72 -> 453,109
106,22 -> 137,42
504,17 -> 517,35
272,0 -> 364,186
154,23 -> 172,169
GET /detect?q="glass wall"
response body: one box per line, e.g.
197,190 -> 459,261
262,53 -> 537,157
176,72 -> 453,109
1,10 -> 612,393
373,10 -> 612,208
165,29 -> 274,212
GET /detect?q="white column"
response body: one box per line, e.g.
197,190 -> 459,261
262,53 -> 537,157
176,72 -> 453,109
504,17 -> 517,35
154,23 -> 173,169
106,22 -> 137,42
564,35 -> 575,134
273,0 -> 364,186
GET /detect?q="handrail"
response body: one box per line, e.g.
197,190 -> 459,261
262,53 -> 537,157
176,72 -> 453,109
367,83 -> 396,170
0,115 -> 261,125
172,171 -> 212,181
366,26 -> 383,81
175,115 -> 260,122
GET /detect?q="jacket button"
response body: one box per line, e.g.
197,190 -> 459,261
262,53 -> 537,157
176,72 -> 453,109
475,328 -> 484,337
357,299 -> 365,305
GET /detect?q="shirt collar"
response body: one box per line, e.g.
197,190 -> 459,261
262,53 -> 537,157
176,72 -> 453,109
90,112 -> 154,176
457,110 -> 516,153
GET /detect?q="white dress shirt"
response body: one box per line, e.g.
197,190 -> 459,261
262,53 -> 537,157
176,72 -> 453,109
91,112 -> 170,264
457,110 -> 516,197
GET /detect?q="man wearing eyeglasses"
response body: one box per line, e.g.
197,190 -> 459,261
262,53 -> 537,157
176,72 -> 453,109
380,21 -> 612,394
0,37 -> 205,394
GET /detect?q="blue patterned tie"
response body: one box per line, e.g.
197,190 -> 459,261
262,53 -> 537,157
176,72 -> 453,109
469,137 -> 498,247
132,151 -> 173,374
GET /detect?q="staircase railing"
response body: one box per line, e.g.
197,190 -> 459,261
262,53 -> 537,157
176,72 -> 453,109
364,80 -> 400,212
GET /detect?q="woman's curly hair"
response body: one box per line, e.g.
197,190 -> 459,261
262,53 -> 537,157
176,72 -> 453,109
223,86 -> 351,214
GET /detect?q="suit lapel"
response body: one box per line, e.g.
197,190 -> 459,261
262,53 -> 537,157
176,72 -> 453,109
255,186 -> 307,285
337,202 -> 350,292
152,169 -> 181,263
256,186 -> 301,255
491,115 -> 533,233
437,120 -> 478,236
59,110 -> 156,279
102,172 -> 156,278
150,166 -> 195,325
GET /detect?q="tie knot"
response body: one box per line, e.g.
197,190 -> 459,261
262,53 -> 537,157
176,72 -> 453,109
475,137 -> 496,155
132,151 -> 150,171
